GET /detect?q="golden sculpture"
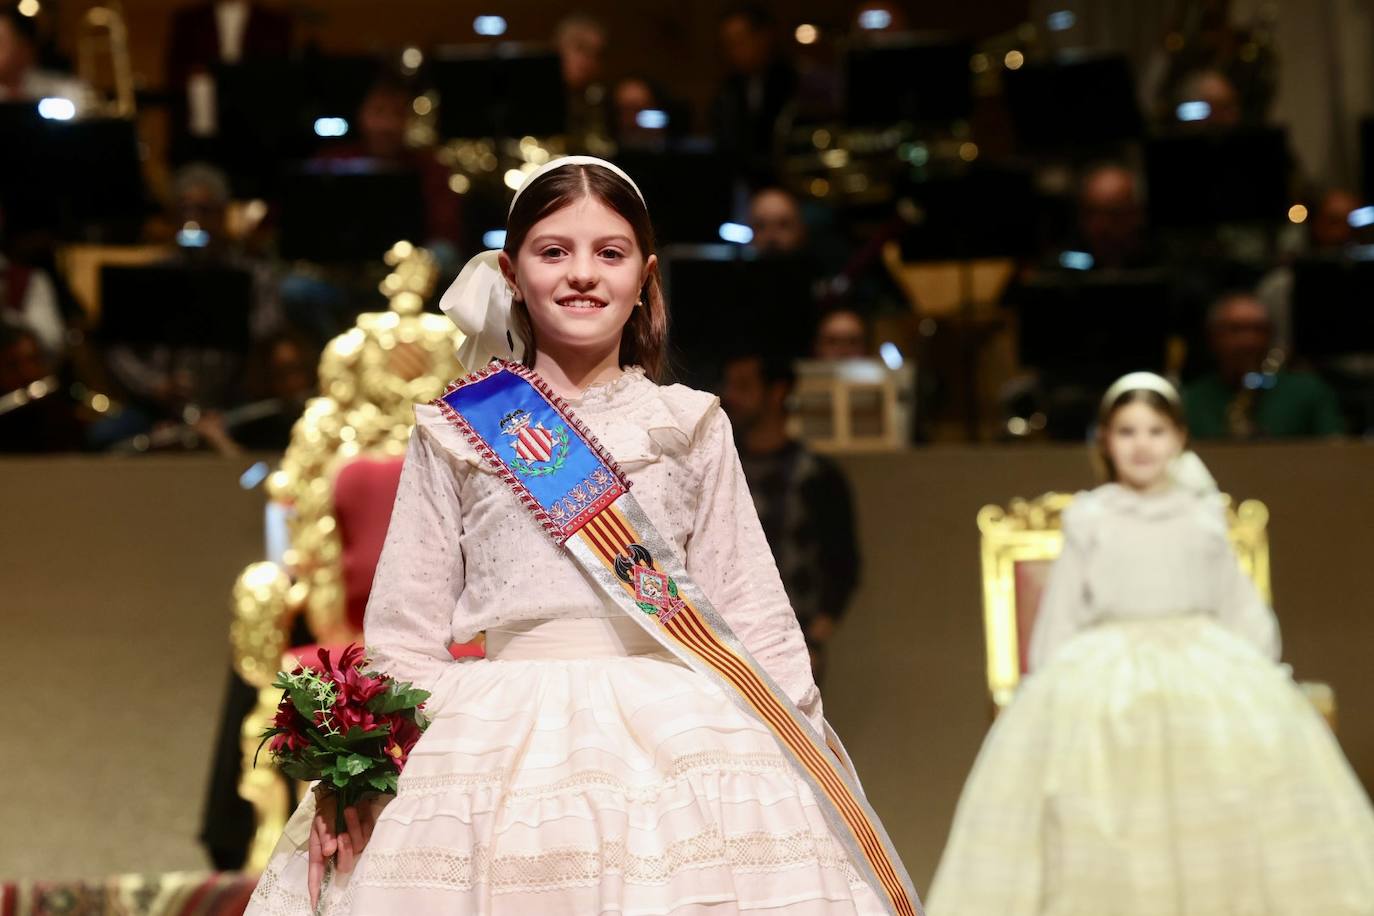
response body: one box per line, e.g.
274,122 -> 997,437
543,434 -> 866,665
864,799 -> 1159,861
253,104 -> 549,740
230,242 -> 465,871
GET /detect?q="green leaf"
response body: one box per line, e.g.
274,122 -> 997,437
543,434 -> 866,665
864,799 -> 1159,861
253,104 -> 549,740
367,682 -> 431,714
287,686 -> 319,721
340,754 -> 372,777
367,772 -> 398,793
668,578 -> 679,598
344,725 -> 391,742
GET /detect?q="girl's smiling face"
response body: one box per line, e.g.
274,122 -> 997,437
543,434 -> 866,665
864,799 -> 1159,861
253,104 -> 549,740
1104,400 -> 1185,491
500,194 -> 657,362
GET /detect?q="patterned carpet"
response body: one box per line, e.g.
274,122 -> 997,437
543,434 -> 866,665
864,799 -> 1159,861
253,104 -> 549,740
0,872 -> 256,916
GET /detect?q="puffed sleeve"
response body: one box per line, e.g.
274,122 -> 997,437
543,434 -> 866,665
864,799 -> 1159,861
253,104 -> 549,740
1208,506 -> 1282,661
1027,498 -> 1095,673
363,407 -> 468,696
683,404 -> 825,734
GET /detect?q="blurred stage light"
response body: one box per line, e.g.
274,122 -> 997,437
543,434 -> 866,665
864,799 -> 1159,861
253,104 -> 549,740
313,117 -> 349,137
1059,250 -> 1094,271
970,53 -> 990,74
795,24 -> 819,44
482,229 -> 507,248
412,96 -> 433,116
857,9 -> 892,30
718,223 -> 754,244
1348,206 -> 1374,228
503,168 -> 526,190
401,46 -> 424,71
474,15 -> 507,36
176,223 -> 210,248
37,97 -> 75,121
448,173 -> 471,194
239,461 -> 271,490
1176,100 -> 1211,122
635,109 -> 669,129
879,341 -> 904,370
1046,10 -> 1076,31
1288,204 -> 1308,224
17,0 -> 39,15
1004,50 -> 1024,70
958,142 -> 979,162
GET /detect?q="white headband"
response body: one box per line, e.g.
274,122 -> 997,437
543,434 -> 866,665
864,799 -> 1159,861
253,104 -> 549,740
440,156 -> 647,371
1099,371 -> 1216,496
1101,371 -> 1181,412
508,155 -> 646,215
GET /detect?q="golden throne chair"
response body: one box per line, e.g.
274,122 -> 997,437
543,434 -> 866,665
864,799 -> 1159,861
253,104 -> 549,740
229,242 -> 473,870
977,492 -> 1335,724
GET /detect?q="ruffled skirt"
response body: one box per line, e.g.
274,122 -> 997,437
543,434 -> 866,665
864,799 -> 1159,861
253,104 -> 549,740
247,617 -> 884,915
926,616 -> 1374,915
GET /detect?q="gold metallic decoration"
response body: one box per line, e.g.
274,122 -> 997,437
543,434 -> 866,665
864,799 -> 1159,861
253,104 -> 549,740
229,243 -> 464,871
77,2 -> 136,117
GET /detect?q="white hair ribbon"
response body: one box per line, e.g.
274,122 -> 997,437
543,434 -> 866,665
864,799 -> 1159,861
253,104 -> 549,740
439,156 -> 646,369
439,249 -> 522,370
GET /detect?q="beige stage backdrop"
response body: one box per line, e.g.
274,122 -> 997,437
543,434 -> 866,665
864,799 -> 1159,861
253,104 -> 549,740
2,442 -> 1371,888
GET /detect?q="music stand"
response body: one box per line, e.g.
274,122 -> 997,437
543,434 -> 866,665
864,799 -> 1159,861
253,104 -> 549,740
278,163 -> 427,262
429,47 -> 566,139
98,263 -> 254,352
844,33 -> 972,129
0,105 -> 144,241
1002,53 -> 1142,152
614,147 -> 736,245
1291,256 -> 1374,360
215,55 -> 384,196
1145,127 -> 1291,228
1013,270 -> 1173,383
661,247 -> 820,387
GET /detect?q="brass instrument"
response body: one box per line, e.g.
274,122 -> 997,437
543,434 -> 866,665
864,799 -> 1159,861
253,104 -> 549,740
76,2 -> 136,117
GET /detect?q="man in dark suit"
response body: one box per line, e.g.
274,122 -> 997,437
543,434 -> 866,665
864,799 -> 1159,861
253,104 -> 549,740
165,1 -> 293,163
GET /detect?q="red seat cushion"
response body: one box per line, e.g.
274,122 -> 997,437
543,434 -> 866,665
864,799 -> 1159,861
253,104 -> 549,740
332,456 -> 406,633
287,455 -> 485,671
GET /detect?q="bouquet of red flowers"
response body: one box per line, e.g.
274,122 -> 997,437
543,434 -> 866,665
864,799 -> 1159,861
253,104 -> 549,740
258,644 -> 429,833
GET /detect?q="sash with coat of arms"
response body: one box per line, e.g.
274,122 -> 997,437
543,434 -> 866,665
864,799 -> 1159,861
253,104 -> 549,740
432,360 -> 922,916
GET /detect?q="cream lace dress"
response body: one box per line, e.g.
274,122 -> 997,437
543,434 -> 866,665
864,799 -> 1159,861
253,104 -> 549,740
246,368 -> 888,915
926,484 -> 1374,915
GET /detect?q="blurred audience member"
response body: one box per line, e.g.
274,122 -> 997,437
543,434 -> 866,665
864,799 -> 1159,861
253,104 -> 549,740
1,244 -> 64,356
0,5 -> 95,114
165,0 -> 293,161
748,185 -> 808,256
814,307 -> 869,360
0,324 -> 84,451
315,72 -> 462,248
1176,68 -> 1243,128
711,3 -> 798,173
224,330 -> 317,451
555,13 -> 609,147
720,351 -> 860,683
1074,163 -> 1152,270
1183,292 -> 1344,439
611,75 -> 677,150
1257,187 -> 1365,354
96,163 -> 283,448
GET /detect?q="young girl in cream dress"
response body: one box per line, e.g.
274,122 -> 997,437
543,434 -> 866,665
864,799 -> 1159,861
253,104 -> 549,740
927,372 -> 1374,915
245,158 -> 906,915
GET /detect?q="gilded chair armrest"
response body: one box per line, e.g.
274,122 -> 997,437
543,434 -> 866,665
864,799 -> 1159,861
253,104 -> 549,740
231,561 -> 293,690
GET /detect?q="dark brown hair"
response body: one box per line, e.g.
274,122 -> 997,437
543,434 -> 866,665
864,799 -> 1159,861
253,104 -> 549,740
503,164 -> 668,380
1093,389 -> 1188,481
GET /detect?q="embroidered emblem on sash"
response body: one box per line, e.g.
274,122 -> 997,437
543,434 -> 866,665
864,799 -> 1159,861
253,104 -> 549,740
613,543 -> 686,623
500,409 -> 569,477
